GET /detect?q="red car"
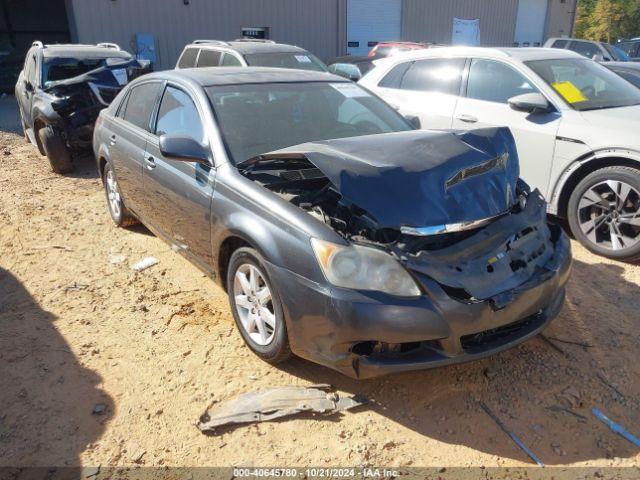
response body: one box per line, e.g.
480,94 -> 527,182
368,41 -> 431,57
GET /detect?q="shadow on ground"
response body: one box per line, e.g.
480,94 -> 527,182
279,259 -> 640,465
0,268 -> 112,466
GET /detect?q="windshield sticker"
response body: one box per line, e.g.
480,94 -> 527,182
295,55 -> 312,63
552,81 -> 587,104
330,83 -> 369,98
111,68 -> 128,86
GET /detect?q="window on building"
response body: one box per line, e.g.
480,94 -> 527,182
155,86 -> 204,142
400,58 -> 466,95
178,48 -> 199,68
197,49 -> 222,67
122,83 -> 161,131
466,59 -> 538,104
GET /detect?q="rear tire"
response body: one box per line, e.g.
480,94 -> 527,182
103,162 -> 138,227
227,247 -> 292,364
567,166 -> 640,261
37,126 -> 74,174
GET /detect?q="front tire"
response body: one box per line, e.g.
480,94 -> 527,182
227,247 -> 292,364
37,126 -> 74,174
567,166 -> 640,261
103,163 -> 138,227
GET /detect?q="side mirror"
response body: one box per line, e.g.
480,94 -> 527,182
159,134 -> 210,164
592,53 -> 605,62
328,63 -> 362,81
508,93 -> 552,114
404,115 -> 421,129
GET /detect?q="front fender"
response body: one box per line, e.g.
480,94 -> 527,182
548,147 -> 640,215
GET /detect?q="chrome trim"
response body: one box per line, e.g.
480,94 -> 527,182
400,213 -> 505,236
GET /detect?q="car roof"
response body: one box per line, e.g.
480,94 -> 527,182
41,44 -> 131,59
186,40 -> 309,55
387,46 -> 584,62
139,67 -> 346,87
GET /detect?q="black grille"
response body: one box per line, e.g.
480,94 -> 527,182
460,312 -> 543,353
280,168 -> 325,182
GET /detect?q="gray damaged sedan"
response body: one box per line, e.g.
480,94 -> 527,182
93,67 -> 571,379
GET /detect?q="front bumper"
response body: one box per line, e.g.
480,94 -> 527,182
268,227 -> 572,379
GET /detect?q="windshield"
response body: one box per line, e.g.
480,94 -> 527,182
42,57 -> 122,86
603,43 -> 630,61
206,82 -> 412,165
243,52 -> 327,72
526,58 -> 640,111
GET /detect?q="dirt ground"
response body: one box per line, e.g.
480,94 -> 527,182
1,128 -> 640,469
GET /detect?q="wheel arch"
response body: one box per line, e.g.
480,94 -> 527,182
216,234 -> 254,293
551,151 -> 640,218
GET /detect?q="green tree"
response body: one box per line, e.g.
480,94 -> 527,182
584,0 -> 626,42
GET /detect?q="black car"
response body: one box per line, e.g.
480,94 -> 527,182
16,41 -> 149,173
93,67 -> 571,379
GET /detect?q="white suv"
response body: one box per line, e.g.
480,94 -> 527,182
361,47 -> 640,261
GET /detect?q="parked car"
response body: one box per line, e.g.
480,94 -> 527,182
361,47 -> 640,261
606,62 -> 640,89
368,41 -> 431,58
544,37 -> 630,62
176,39 -> 328,72
327,55 -> 377,81
16,41 -> 149,173
93,67 -> 571,378
616,38 -> 640,61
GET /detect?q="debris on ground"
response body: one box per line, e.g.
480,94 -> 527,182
592,408 -> 640,447
480,402 -> 544,466
92,403 -> 107,415
108,254 -> 127,265
198,384 -> 365,433
132,256 -> 159,272
65,282 -> 89,292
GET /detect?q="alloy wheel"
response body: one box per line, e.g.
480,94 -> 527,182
106,169 -> 122,218
233,263 -> 276,346
577,180 -> 640,251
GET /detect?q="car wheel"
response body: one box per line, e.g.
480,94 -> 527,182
37,125 -> 74,174
103,163 -> 138,227
567,166 -> 640,261
227,247 -> 292,363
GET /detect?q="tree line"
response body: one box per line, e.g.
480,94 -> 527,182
574,0 -> 640,42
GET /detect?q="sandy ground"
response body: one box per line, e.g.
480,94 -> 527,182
1,128 -> 639,469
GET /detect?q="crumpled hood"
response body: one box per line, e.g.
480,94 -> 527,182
266,127 -> 520,229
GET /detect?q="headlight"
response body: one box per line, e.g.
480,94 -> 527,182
311,238 -> 421,297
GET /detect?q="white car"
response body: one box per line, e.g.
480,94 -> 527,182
361,47 -> 640,261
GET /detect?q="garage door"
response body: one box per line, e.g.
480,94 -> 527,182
347,0 -> 402,56
514,0 -> 548,47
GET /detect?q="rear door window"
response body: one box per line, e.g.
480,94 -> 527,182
221,53 -> 242,66
155,86 -> 204,142
400,58 -> 465,95
197,49 -> 222,67
177,48 -> 199,68
568,41 -> 600,59
466,59 -> 538,103
122,83 -> 161,131
551,39 -> 569,48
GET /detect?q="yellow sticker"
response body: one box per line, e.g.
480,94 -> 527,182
552,81 -> 587,104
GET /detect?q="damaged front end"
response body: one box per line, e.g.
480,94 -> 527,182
42,58 -> 149,150
239,127 -> 572,378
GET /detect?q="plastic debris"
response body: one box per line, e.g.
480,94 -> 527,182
108,253 -> 127,265
132,257 -> 159,272
592,408 -> 640,447
480,401 -> 544,466
198,384 -> 365,433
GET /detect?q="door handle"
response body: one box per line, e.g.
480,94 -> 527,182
455,114 -> 478,123
145,155 -> 156,170
109,134 -> 117,146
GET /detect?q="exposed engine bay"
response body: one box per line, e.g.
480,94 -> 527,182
43,58 -> 150,149
238,128 -> 563,303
